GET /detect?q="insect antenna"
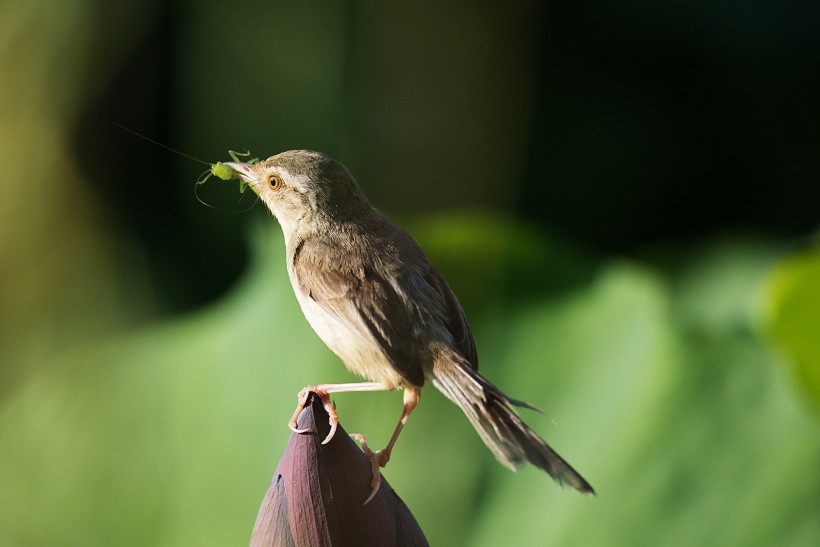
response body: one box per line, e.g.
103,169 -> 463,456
194,178 -> 259,213
114,123 -> 210,165
117,123 -> 258,212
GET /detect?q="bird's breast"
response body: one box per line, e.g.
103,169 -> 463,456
287,267 -> 407,389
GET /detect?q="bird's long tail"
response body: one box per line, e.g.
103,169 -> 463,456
427,349 -> 594,494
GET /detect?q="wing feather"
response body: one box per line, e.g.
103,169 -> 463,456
292,228 -> 478,386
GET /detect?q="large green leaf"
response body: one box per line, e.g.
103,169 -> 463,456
1,219 -> 818,546
763,242 -> 820,413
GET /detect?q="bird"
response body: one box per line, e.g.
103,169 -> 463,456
224,150 -> 594,503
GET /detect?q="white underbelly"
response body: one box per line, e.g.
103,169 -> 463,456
293,288 -> 405,389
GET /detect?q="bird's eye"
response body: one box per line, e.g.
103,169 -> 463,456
269,173 -> 282,190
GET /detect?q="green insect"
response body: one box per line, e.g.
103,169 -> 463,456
198,150 -> 260,194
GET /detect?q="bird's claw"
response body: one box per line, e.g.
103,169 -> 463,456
322,415 -> 338,445
351,433 -> 389,505
287,388 -> 312,433
287,386 -> 339,444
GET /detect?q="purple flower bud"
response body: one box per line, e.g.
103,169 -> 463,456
251,393 -> 428,546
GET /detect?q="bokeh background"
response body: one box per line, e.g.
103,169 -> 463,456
2,1 -> 820,545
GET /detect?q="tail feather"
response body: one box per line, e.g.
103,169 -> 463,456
428,351 -> 595,495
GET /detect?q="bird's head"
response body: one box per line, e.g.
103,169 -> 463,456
225,150 -> 371,234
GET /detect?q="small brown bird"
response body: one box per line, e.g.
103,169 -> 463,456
225,151 -> 594,503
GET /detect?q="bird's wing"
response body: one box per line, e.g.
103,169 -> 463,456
293,236 -> 427,386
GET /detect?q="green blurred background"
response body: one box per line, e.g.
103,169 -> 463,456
2,1 -> 819,545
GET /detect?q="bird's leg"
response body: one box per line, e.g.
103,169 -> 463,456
287,382 -> 394,445
350,387 -> 421,504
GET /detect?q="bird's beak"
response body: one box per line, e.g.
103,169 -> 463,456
222,162 -> 256,184
221,162 -> 260,196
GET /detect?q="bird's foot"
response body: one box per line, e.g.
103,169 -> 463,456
350,433 -> 390,505
288,386 -> 339,444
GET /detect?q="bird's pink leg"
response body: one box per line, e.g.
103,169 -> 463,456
287,382 -> 394,445
351,387 -> 421,504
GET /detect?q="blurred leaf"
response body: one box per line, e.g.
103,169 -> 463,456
763,242 -> 820,413
669,237 -> 779,335
1,218 -> 819,546
470,242 -> 820,547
